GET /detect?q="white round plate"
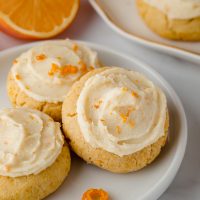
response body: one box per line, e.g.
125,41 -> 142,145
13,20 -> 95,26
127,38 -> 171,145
89,0 -> 200,64
0,41 -> 187,200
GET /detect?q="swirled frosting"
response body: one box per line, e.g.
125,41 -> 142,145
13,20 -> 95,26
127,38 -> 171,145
144,0 -> 200,19
77,68 -> 167,156
11,39 -> 100,103
0,108 -> 64,177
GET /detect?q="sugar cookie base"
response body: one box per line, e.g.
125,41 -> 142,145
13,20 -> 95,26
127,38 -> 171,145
0,145 -> 71,200
62,67 -> 169,173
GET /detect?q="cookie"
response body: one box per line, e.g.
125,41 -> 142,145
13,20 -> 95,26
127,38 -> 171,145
62,67 -> 169,173
136,0 -> 200,41
0,108 -> 71,199
0,145 -> 70,200
7,39 -> 101,121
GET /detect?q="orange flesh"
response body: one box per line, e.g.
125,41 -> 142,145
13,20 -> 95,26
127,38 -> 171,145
48,63 -> 79,76
0,0 -> 79,39
0,0 -> 75,32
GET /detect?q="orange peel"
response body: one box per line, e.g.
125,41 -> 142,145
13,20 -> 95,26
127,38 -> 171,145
82,188 -> 109,200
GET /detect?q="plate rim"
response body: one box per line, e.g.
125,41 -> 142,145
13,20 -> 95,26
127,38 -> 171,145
0,40 -> 188,200
89,0 -> 200,63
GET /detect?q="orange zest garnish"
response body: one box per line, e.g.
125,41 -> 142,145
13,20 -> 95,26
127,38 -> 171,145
94,100 -> 103,109
51,63 -> 60,72
36,54 -> 46,61
61,65 -> 78,75
13,59 -> 18,64
119,107 -> 135,123
72,44 -> 79,52
48,63 -> 79,76
82,188 -> 109,200
132,91 -> 139,98
48,63 -> 60,76
15,74 -> 21,80
120,113 -> 128,123
47,60 -> 91,77
94,105 -> 99,109
79,61 -> 87,72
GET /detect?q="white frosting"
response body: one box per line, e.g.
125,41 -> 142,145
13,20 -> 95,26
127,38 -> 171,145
144,0 -> 200,19
0,108 -> 64,177
11,39 -> 100,103
77,68 -> 167,156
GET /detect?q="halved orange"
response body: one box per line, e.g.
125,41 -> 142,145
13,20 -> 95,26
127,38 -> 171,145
0,0 -> 79,39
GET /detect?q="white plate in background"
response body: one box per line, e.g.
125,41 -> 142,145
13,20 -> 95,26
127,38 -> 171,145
89,0 -> 200,64
0,41 -> 187,200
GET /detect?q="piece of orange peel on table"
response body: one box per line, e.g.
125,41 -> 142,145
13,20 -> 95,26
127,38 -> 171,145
82,188 -> 109,200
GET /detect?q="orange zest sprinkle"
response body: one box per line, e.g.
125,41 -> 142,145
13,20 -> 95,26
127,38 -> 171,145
94,105 -> 99,109
49,63 -> 60,75
72,44 -> 79,52
67,113 -> 77,117
94,100 -> 103,109
82,188 -> 109,200
51,63 -> 60,72
36,54 -> 46,61
69,66 -> 78,74
119,107 -> 135,123
61,65 -> 78,75
120,113 -> 128,123
48,63 -> 79,76
79,61 -> 87,72
116,126 -> 121,134
132,91 -> 139,98
15,74 -> 21,80
48,63 -> 59,76
13,59 -> 18,64
60,66 -> 69,75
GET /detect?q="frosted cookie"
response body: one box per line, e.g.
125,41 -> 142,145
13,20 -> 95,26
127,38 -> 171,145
0,108 -> 70,200
136,0 -> 200,41
62,67 -> 169,173
7,39 -> 101,121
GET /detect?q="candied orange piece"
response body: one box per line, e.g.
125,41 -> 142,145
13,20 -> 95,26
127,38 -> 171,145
82,188 -> 109,200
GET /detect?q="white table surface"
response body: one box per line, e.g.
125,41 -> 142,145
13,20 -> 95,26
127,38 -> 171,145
0,1 -> 200,199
